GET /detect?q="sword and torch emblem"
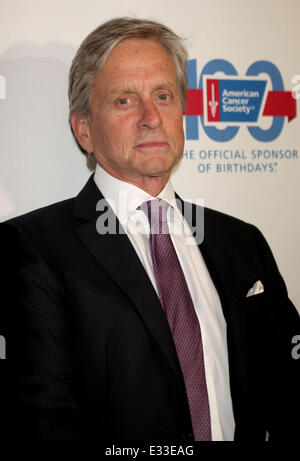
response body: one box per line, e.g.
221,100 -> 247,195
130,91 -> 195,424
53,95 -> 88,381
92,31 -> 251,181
208,83 -> 218,118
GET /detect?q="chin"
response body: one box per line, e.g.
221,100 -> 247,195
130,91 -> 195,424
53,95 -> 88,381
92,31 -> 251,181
143,165 -> 172,178
141,156 -> 178,177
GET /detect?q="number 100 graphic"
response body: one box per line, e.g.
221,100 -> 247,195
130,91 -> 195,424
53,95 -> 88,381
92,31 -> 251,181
185,59 -> 287,142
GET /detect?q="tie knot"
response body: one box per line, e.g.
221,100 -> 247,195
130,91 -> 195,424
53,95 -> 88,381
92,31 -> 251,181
140,199 -> 169,234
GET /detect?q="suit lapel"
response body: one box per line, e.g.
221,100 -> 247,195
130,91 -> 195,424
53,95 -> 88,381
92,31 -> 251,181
73,175 -> 184,383
175,196 -> 240,319
199,212 -> 240,320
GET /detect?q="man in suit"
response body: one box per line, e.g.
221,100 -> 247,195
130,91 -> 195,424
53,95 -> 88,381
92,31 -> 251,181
1,17 -> 299,442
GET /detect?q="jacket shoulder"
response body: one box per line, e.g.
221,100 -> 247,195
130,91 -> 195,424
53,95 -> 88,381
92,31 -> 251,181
2,197 -> 74,230
203,206 -> 254,232
0,198 -> 78,264
203,205 -> 267,257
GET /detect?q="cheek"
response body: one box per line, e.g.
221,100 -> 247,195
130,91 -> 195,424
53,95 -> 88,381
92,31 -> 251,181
165,111 -> 183,135
170,117 -> 184,146
92,118 -> 121,149
106,116 -> 135,144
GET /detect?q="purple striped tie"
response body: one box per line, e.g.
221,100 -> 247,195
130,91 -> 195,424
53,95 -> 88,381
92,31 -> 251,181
141,198 -> 211,441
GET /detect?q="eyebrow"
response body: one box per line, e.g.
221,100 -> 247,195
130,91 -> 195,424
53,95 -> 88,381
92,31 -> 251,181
106,83 -> 178,101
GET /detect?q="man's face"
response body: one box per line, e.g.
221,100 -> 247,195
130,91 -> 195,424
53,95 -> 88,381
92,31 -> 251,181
87,38 -> 184,184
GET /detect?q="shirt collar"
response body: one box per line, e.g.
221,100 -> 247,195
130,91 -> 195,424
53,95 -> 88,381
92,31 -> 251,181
93,163 -> 184,226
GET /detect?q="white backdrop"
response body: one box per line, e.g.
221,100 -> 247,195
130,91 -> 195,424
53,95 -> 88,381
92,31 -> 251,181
0,0 -> 299,310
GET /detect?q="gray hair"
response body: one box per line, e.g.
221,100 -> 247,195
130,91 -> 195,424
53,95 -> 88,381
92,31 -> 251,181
68,17 -> 188,170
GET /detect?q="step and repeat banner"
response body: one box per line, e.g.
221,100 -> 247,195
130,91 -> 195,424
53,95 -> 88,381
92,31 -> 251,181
0,0 -> 299,310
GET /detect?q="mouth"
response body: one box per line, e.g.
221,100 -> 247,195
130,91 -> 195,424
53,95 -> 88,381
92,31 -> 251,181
134,141 -> 169,150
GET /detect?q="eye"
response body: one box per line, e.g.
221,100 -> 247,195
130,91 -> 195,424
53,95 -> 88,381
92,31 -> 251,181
115,94 -> 137,109
157,93 -> 172,103
117,97 -> 130,105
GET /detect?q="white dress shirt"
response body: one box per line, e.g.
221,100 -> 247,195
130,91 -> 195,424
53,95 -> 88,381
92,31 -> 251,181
94,164 -> 235,441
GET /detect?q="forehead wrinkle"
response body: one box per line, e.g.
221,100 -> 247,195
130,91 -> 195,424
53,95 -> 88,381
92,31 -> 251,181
93,39 -> 180,107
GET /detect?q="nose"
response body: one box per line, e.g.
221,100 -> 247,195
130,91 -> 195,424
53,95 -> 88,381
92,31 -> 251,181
137,100 -> 162,129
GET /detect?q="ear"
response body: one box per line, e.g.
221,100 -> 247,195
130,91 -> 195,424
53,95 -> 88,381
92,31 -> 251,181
70,113 -> 94,153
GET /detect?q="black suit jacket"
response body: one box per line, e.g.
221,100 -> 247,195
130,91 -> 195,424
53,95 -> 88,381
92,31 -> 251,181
0,175 -> 299,441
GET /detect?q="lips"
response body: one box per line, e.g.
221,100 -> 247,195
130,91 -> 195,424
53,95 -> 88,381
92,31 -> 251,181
134,141 -> 169,149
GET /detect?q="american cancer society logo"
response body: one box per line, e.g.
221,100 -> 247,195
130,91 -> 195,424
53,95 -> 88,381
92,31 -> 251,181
185,74 -> 296,125
203,76 -> 267,125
